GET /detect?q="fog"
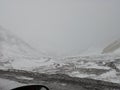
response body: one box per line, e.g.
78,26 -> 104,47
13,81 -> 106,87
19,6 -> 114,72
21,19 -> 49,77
0,0 -> 120,56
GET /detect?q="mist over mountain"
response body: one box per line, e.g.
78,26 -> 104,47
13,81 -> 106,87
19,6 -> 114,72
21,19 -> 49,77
0,26 -> 55,70
1,26 -> 120,83
0,26 -> 47,58
80,38 -> 120,56
102,39 -> 120,54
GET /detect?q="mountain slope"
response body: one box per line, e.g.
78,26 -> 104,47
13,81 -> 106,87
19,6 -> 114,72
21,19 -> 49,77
0,26 -> 45,59
0,26 -> 56,71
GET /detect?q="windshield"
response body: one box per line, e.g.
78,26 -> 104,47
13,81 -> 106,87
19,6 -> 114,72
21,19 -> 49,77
0,0 -> 120,90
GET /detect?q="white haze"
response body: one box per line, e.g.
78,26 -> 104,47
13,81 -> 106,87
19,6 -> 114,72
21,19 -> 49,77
0,0 -> 120,56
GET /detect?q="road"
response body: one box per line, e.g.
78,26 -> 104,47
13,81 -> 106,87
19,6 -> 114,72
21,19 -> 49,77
0,69 -> 120,90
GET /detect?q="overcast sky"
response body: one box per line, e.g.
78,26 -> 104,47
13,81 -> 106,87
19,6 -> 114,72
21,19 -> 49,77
0,0 -> 120,56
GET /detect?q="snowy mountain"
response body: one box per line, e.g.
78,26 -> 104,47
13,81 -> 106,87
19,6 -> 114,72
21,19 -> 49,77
0,26 -> 46,58
81,39 -> 120,56
0,26 -> 56,71
1,26 -> 120,84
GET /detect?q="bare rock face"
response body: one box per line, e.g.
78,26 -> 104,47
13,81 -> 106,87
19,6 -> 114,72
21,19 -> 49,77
102,39 -> 120,54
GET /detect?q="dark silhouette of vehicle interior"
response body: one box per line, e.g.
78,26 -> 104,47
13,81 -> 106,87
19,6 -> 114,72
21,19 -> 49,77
11,85 -> 49,90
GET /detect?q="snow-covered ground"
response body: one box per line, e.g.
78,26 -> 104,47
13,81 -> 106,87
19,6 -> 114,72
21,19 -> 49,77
60,53 -> 120,83
95,70 -> 120,83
